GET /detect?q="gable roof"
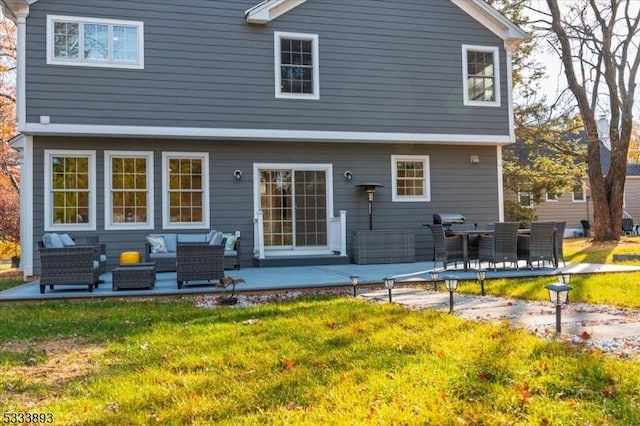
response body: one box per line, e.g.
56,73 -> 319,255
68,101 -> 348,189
246,0 -> 529,46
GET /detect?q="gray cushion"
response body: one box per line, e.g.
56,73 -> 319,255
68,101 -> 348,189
60,233 -> 75,246
43,233 -> 64,248
223,250 -> 237,257
149,252 -> 175,259
146,236 -> 167,253
178,234 -> 207,243
209,231 -> 224,246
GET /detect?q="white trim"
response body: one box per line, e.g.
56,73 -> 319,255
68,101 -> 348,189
245,0 -> 307,24
497,145 -> 504,221
451,0 -> 529,43
462,44 -> 501,107
15,8 -> 27,129
104,151 -> 154,230
46,15 -> 144,69
504,43 -> 516,141
517,191 -> 532,209
21,123 -> 513,145
391,155 -> 431,202
44,149 -> 97,231
161,152 -> 210,230
253,162 -> 334,251
19,135 -> 34,278
274,31 -> 319,100
545,191 -> 558,202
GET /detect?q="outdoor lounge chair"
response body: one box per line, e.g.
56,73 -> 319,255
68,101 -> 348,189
622,217 -> 635,235
429,223 -> 464,270
38,245 -> 100,294
478,222 -> 520,271
72,234 -> 107,274
176,243 -> 225,289
517,222 -> 556,269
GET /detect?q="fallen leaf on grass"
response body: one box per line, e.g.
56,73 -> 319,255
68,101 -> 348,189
580,331 -> 591,340
239,319 -> 262,325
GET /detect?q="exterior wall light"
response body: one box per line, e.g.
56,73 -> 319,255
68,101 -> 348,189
344,170 -> 353,180
545,283 -> 572,335
234,169 -> 243,180
430,271 -> 439,291
476,269 -> 486,296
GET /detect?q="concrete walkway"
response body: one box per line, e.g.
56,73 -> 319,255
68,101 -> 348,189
358,287 -> 640,358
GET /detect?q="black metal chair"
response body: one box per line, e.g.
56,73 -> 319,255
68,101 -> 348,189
478,222 -> 520,271
429,223 -> 464,270
622,217 -> 635,235
554,221 -> 566,267
517,222 -> 556,269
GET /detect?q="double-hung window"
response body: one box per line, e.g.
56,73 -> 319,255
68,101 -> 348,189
391,155 -> 431,202
518,191 -> 532,208
274,31 -> 319,99
462,45 -> 500,107
47,15 -> 144,69
572,184 -> 586,202
44,150 -> 96,231
105,151 -> 154,230
162,152 -> 210,229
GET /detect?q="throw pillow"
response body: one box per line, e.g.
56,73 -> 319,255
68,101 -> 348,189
224,234 -> 237,251
146,236 -> 167,253
60,233 -> 75,246
43,233 -> 64,248
209,231 -> 224,246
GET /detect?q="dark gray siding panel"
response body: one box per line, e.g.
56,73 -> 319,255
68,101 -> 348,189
25,0 -> 511,135
30,136 -> 500,273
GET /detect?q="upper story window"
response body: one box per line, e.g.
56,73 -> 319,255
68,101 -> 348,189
44,150 -> 96,231
162,152 -> 210,230
391,155 -> 430,202
274,31 -> 319,100
546,191 -> 558,202
572,184 -> 586,202
462,45 -> 500,107
105,151 -> 154,230
47,15 -> 144,69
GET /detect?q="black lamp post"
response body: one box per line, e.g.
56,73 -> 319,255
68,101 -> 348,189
430,271 -> 439,291
350,275 -> 359,297
545,282 -> 571,335
444,278 -> 458,314
383,277 -> 395,302
356,183 -> 384,230
476,269 -> 486,296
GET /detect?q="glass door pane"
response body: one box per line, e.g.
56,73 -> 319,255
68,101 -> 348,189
260,170 -> 293,248
294,170 -> 327,246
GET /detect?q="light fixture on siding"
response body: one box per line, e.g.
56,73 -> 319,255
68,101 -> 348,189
233,169 -> 243,180
344,170 -> 353,180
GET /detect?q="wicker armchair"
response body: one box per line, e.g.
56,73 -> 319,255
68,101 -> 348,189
478,222 -> 520,271
517,222 -> 555,269
176,243 -> 225,289
38,245 -> 100,294
72,235 -> 107,274
430,224 -> 464,270
554,221 -> 566,267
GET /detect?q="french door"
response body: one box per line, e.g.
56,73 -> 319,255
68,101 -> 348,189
256,164 -> 332,252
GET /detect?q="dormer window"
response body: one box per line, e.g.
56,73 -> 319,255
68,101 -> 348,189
274,31 -> 319,100
462,45 -> 500,107
47,15 -> 144,69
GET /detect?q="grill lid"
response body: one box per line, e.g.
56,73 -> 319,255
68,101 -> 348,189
433,213 -> 465,224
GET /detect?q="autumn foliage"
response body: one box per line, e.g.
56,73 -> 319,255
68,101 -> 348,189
0,16 -> 19,244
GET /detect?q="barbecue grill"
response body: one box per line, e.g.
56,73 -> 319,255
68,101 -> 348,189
433,213 -> 466,229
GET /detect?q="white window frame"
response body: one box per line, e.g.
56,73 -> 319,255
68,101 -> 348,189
391,155 -> 431,202
161,152 -> 210,230
44,149 -> 96,231
518,191 -> 532,208
572,184 -> 586,202
46,15 -> 144,69
104,151 -> 154,230
462,44 -> 500,107
546,191 -> 558,202
274,31 -> 320,100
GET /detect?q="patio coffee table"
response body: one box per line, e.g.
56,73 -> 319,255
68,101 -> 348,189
112,262 -> 156,291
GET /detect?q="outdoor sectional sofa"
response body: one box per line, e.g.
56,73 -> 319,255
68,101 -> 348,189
144,231 -> 240,272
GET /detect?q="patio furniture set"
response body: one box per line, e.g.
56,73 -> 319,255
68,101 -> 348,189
430,221 -> 566,272
37,231 -> 240,294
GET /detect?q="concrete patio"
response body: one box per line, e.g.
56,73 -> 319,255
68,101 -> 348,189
2,260 -> 639,302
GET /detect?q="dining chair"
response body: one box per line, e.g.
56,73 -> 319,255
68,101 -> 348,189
554,221 -> 566,267
518,222 -> 556,269
429,224 -> 465,270
478,222 -> 520,271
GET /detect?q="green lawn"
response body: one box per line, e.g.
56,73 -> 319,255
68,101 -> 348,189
1,237 -> 640,423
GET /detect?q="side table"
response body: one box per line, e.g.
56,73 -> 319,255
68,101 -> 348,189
112,262 -> 156,291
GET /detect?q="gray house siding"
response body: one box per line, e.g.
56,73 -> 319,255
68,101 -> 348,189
25,0 -> 510,135
30,136 -> 501,273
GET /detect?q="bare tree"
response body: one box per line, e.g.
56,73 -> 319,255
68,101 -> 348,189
537,0 -> 640,241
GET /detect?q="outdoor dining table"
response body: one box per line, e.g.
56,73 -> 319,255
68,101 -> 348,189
448,228 -> 531,271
